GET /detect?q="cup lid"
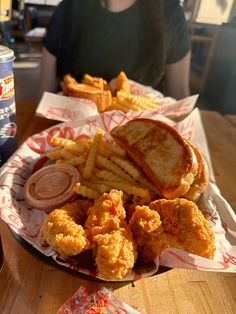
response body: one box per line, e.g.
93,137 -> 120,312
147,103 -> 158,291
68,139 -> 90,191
24,163 -> 81,212
0,45 -> 14,62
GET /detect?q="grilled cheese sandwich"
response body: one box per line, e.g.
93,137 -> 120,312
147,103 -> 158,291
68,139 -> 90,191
110,118 -> 208,201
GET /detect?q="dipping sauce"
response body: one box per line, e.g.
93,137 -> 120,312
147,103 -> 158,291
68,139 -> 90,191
24,163 -> 81,212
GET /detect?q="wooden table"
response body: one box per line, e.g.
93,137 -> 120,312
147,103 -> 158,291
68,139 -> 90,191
224,114 -> 236,128
1,104 -> 236,314
24,27 -> 46,43
24,27 -> 46,51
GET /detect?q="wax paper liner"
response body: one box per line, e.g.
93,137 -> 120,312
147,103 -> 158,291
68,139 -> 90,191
36,80 -> 199,122
0,108 -> 235,282
57,287 -> 143,314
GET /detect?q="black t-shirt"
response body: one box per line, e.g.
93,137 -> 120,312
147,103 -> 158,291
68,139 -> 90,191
43,0 -> 190,89
12,0 -> 19,10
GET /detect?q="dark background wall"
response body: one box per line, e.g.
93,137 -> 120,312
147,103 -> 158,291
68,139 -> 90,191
202,23 -> 236,114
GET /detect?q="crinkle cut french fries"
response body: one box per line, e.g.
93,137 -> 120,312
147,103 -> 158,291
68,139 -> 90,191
60,71 -> 160,113
46,130 -> 160,205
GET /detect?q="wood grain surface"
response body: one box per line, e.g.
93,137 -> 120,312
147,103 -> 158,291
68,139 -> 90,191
224,114 -> 236,128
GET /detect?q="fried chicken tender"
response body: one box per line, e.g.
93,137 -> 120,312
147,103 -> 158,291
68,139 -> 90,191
41,200 -> 92,257
129,205 -> 162,234
94,227 -> 137,280
150,198 -> 215,258
62,199 -> 93,224
84,189 -> 126,243
84,189 -> 137,279
129,205 -> 163,263
129,199 -> 215,263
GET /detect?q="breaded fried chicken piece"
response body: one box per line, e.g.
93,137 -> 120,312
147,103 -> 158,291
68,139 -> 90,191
151,199 -> 215,259
129,199 -> 215,263
85,189 -> 126,242
129,205 -> 163,263
61,199 -> 93,224
41,200 -> 91,257
129,205 -> 163,233
94,227 -> 137,280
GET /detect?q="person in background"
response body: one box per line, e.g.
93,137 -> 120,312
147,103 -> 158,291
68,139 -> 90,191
38,0 -> 191,100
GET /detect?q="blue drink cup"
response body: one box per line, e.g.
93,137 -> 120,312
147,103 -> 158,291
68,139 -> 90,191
0,45 -> 17,166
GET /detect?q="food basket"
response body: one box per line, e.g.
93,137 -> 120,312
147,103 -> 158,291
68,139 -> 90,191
0,106 -> 235,281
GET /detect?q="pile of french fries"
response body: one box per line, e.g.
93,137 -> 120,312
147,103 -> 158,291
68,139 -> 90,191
60,71 -> 160,113
46,129 -> 160,205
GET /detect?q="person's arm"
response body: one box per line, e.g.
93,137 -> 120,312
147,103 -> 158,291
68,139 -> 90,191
37,47 -> 59,101
165,51 -> 191,100
163,0 -> 191,99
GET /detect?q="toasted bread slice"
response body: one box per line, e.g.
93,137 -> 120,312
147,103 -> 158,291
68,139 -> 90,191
68,87 -> 112,112
184,141 -> 209,202
82,73 -> 110,90
110,119 -> 198,199
61,74 -> 112,112
109,71 -> 131,96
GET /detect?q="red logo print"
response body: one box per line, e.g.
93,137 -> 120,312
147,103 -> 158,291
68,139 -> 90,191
0,76 -> 15,100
